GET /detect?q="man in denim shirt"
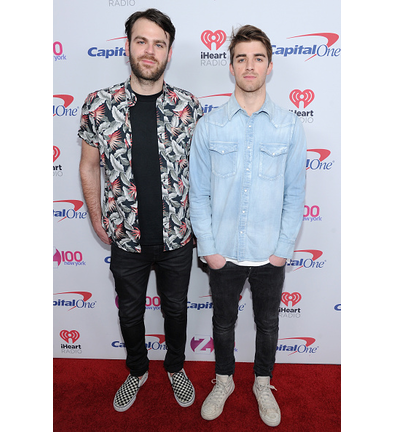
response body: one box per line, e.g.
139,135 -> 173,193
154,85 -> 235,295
189,25 -> 306,427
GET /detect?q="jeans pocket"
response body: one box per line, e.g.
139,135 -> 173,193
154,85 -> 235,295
208,261 -> 228,271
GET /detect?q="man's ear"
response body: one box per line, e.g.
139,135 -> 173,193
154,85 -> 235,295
229,62 -> 235,77
167,46 -> 173,63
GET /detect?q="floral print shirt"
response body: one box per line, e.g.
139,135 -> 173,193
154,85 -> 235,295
78,78 -> 203,253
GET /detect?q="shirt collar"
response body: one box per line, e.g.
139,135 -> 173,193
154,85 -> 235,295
227,92 -> 274,120
125,77 -> 168,107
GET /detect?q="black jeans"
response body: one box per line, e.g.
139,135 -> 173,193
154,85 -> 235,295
110,240 -> 193,377
209,261 -> 285,378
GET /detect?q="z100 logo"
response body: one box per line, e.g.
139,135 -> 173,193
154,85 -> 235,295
53,41 -> 67,61
304,205 -> 322,222
306,149 -> 334,171
190,336 -> 214,354
146,296 -> 161,311
53,248 -> 86,267
200,30 -> 228,66
287,250 -> 326,270
114,295 -> 161,311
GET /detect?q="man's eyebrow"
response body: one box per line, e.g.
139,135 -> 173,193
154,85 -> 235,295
235,53 -> 266,58
134,35 -> 168,46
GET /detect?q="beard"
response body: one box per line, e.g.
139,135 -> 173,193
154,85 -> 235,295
129,54 -> 168,83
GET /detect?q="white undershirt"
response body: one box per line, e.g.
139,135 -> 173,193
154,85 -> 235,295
199,257 -> 270,267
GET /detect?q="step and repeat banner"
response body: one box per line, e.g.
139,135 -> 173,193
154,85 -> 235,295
53,0 -> 341,364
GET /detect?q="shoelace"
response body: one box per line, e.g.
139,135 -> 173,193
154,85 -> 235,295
255,383 -> 278,409
207,379 -> 231,406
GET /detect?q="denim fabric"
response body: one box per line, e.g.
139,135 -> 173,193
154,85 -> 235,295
109,240 -> 193,376
209,261 -> 285,378
190,93 -> 306,261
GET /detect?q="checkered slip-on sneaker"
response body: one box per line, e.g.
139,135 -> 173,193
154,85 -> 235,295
168,369 -> 195,407
113,371 -> 148,412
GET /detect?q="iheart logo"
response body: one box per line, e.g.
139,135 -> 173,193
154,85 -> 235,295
289,89 -> 315,108
53,146 -> 60,162
60,330 -> 80,343
282,292 -> 302,307
201,30 -> 227,50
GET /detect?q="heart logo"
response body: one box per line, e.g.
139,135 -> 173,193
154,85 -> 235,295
201,30 -> 227,50
60,330 -> 80,344
281,292 -> 302,307
289,89 -> 315,108
53,146 -> 60,162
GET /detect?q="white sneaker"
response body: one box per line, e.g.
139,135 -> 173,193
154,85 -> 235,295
253,376 -> 281,427
201,374 -> 235,420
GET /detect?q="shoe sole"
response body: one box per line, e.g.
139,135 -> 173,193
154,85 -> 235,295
201,380 -> 235,421
113,372 -> 148,412
253,384 -> 281,427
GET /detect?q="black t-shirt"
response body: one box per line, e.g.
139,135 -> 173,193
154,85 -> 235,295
130,91 -> 163,246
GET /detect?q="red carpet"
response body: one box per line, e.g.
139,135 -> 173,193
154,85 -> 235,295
53,359 -> 340,431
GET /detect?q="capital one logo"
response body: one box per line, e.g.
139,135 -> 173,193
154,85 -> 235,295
306,149 -> 334,171
53,291 -> 95,311
190,336 -> 214,354
273,33 -> 340,61
60,330 -> 80,344
287,249 -> 325,270
199,93 -> 232,114
290,89 -> 315,109
201,30 -> 226,50
277,337 -> 318,356
53,94 -> 79,117
281,292 -> 302,307
53,200 -> 85,222
146,334 -> 167,351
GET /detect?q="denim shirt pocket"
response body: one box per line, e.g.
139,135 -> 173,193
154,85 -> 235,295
258,144 -> 288,180
209,141 -> 238,177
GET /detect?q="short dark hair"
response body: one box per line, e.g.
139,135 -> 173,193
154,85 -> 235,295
228,25 -> 272,65
125,8 -> 176,48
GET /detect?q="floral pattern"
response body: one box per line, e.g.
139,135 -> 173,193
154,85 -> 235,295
78,78 -> 203,252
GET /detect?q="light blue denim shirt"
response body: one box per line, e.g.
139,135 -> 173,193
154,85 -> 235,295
189,93 -> 306,261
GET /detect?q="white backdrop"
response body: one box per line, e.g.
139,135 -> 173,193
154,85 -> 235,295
53,0 -> 341,365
